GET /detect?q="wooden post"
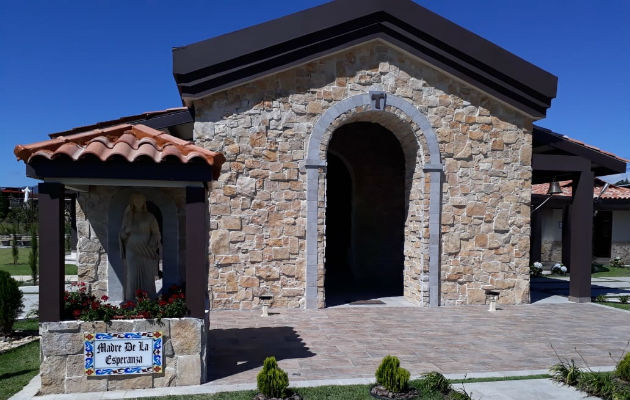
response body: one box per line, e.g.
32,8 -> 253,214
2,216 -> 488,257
38,182 -> 65,322
185,186 -> 208,319
530,207 -> 542,264
568,170 -> 594,302
561,205 -> 570,268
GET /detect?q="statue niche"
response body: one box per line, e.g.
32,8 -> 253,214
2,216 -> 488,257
119,193 -> 161,300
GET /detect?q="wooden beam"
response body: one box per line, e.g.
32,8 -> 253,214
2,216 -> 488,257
38,182 -> 65,322
532,154 -> 590,172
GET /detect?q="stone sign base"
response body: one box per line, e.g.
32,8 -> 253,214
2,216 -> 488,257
39,318 -> 207,394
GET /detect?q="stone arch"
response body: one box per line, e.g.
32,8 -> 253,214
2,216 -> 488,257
305,92 -> 443,308
107,188 -> 180,302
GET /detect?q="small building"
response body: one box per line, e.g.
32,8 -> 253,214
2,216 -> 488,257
532,178 -> 630,264
13,0 -> 627,313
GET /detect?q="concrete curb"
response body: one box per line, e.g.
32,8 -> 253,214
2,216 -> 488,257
10,366 -> 617,400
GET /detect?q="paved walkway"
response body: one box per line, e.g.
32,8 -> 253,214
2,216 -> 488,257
207,302 -> 629,385
11,302 -> 626,399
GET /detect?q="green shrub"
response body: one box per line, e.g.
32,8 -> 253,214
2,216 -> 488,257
576,373 -> 615,399
610,257 -> 625,268
257,356 -> 289,398
449,390 -> 472,400
550,360 -> 581,385
620,296 -> 629,305
421,371 -> 451,394
616,353 -> 630,382
595,294 -> 607,303
375,355 -> 410,393
0,271 -> 23,335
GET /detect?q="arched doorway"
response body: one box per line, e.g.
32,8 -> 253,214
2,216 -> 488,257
325,122 -> 405,305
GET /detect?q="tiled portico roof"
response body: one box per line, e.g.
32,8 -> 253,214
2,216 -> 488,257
14,124 -> 225,180
532,178 -> 630,200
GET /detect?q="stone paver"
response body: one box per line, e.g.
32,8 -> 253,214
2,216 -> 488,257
208,303 -> 629,385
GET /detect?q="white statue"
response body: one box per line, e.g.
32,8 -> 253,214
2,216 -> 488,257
119,193 -> 161,300
22,187 -> 31,203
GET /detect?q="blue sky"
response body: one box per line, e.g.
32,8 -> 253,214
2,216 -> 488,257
1,0 -> 628,187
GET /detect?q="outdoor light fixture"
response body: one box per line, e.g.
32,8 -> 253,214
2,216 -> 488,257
547,178 -> 562,195
259,294 -> 273,317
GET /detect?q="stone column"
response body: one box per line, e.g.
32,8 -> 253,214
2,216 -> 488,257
38,182 -> 65,322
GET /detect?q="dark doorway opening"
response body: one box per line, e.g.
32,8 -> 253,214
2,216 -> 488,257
325,122 -> 405,306
593,210 -> 612,258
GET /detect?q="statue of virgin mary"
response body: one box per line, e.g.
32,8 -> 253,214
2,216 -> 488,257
119,193 -> 161,300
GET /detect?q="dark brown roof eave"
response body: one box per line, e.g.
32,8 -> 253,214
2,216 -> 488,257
172,0 -> 558,117
48,108 -> 193,138
533,125 -> 628,176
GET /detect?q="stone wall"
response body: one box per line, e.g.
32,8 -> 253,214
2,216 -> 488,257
39,318 -> 207,394
611,242 -> 630,264
193,40 -> 533,308
541,240 -> 563,263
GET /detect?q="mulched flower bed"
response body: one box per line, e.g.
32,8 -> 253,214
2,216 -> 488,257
370,384 -> 419,400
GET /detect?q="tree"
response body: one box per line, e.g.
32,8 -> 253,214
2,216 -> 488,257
615,178 -> 629,186
11,229 -> 18,265
0,194 -> 8,220
29,226 -> 38,284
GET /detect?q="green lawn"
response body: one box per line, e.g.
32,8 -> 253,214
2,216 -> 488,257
597,302 -> 630,311
13,319 -> 39,332
0,341 -> 39,400
591,265 -> 630,278
139,380 -> 467,400
0,247 -> 76,276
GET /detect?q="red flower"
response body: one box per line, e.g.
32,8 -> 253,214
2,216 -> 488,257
80,281 -> 86,287
101,295 -> 109,301
72,310 -> 81,318
91,302 -> 99,310
158,300 -> 167,306
168,297 -> 175,304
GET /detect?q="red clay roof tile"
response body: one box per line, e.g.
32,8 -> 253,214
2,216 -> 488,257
14,124 -> 225,180
532,178 -> 630,200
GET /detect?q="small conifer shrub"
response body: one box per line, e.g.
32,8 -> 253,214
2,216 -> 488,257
422,371 -> 451,394
257,356 -> 289,398
0,271 -> 23,335
375,355 -> 411,393
616,352 -> 630,382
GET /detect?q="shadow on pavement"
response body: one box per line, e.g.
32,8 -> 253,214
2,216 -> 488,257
207,326 -> 315,381
531,276 -> 629,302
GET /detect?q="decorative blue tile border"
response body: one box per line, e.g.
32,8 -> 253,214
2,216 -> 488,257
84,331 -> 163,376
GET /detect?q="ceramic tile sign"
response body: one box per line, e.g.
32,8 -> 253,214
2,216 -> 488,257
84,332 -> 163,376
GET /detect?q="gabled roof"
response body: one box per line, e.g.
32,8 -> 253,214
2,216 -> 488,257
532,125 -> 628,180
532,178 -> 630,200
172,0 -> 558,118
14,124 -> 225,180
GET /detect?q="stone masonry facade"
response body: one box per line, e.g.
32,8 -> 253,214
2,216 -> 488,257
193,41 -> 533,309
